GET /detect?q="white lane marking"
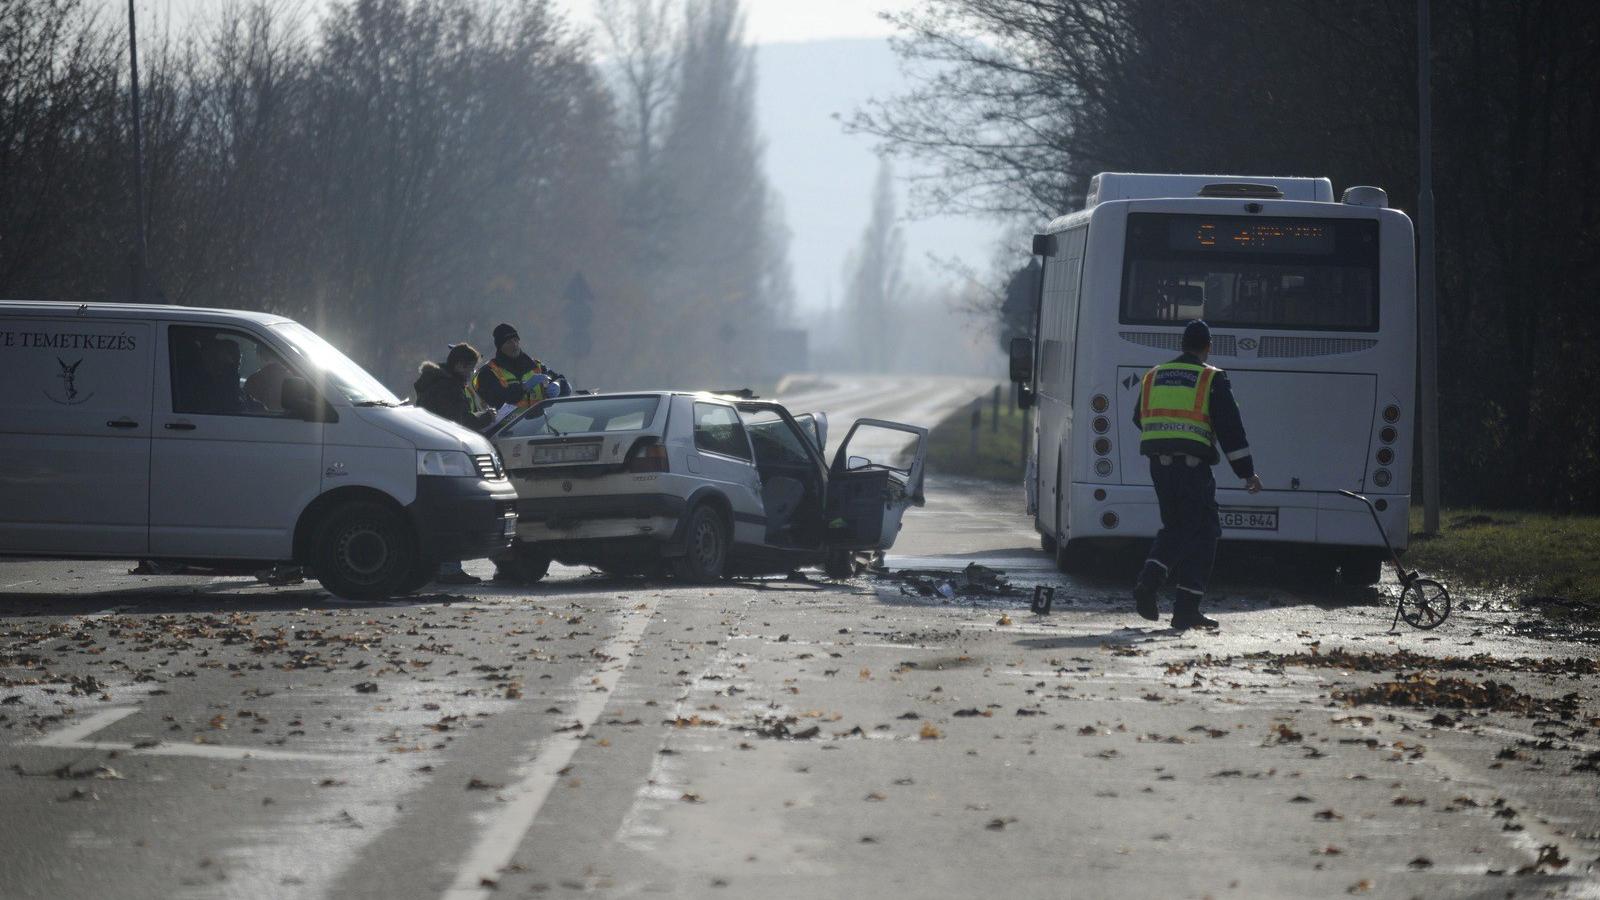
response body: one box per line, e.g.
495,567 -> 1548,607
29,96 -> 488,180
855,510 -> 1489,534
441,595 -> 661,899
29,705 -> 344,761
40,740 -> 344,762
33,707 -> 140,746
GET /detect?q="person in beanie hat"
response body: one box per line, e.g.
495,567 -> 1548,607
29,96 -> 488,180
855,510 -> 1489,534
415,343 -> 494,432
473,322 -> 564,413
1129,320 -> 1263,630
410,342 -> 494,585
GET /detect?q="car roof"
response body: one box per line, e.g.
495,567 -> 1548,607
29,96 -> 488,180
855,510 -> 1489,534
0,299 -> 294,327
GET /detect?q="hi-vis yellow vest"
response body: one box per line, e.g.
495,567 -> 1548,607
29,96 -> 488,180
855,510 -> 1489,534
474,359 -> 549,410
1139,362 -> 1217,450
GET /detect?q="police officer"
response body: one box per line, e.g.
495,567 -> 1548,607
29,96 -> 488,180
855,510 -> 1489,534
473,322 -> 564,413
1132,320 -> 1262,630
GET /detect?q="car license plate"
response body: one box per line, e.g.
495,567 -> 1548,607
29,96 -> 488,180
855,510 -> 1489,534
533,442 -> 600,464
1220,506 -> 1278,530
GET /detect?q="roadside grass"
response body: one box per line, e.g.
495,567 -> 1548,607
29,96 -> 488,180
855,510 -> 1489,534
926,389 -> 1027,482
1405,507 -> 1600,620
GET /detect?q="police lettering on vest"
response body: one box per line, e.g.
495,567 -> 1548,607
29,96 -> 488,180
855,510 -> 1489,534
1139,362 -> 1217,451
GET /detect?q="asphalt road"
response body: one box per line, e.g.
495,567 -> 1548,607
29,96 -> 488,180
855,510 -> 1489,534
2,375 -> 1597,900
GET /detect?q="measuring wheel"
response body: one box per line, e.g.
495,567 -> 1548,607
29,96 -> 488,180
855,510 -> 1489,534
1397,576 -> 1451,630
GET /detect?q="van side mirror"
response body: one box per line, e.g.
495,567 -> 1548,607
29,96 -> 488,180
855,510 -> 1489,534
281,376 -> 337,423
1008,337 -> 1033,383
847,455 -> 871,471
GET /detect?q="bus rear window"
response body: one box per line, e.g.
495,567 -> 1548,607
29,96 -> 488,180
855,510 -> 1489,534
1120,214 -> 1379,332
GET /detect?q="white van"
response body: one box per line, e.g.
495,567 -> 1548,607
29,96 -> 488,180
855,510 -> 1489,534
0,301 -> 518,600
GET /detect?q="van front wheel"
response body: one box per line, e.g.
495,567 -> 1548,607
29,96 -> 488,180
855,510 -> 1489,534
311,501 -> 415,601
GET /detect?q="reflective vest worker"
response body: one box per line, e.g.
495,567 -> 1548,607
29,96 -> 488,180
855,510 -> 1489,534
1130,319 -> 1263,631
473,322 -> 562,413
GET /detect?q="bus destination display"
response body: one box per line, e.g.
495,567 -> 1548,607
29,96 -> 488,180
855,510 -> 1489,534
1168,218 -> 1335,255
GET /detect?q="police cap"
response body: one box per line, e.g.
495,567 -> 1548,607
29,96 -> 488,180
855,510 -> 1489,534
1182,319 -> 1211,351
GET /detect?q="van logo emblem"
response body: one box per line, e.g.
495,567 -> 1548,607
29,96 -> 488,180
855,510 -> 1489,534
45,357 -> 93,405
562,481 -> 573,493
1239,338 -> 1258,351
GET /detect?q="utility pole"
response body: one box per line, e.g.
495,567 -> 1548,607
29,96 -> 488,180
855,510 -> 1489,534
1417,0 -> 1440,533
127,0 -> 149,303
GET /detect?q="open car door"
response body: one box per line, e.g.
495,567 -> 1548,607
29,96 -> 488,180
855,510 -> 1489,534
824,418 -> 928,551
792,412 -> 828,454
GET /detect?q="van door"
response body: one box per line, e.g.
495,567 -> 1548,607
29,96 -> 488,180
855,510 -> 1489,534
148,324 -> 325,560
0,317 -> 153,555
823,419 -> 928,551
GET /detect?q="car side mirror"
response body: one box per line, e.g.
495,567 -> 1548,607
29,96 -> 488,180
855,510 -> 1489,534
281,376 -> 337,423
847,455 -> 871,471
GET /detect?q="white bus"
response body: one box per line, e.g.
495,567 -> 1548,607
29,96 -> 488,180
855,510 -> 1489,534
1009,173 -> 1415,584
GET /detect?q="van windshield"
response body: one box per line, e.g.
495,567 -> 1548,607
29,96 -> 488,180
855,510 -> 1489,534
1120,214 -> 1380,332
270,322 -> 400,406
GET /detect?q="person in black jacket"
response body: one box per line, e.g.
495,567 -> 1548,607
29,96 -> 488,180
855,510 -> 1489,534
414,342 -> 493,585
416,343 -> 494,432
1131,320 -> 1263,630
473,323 -> 564,413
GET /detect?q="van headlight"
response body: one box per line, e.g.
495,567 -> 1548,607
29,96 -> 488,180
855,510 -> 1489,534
417,450 -> 475,477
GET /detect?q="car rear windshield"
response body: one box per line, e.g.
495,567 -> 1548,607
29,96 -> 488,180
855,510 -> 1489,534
500,395 -> 661,438
1120,213 -> 1380,332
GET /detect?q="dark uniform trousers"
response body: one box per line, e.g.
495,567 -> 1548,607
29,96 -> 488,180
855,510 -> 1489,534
1139,454 -> 1221,599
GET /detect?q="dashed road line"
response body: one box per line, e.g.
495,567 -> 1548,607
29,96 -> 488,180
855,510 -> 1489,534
441,594 -> 661,900
29,705 -> 345,762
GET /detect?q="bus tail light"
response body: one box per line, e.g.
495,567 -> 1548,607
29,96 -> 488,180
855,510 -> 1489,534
1383,404 -> 1401,423
1379,426 -> 1397,444
1090,394 -> 1109,413
1091,416 -> 1110,434
627,441 -> 669,473
1093,459 -> 1113,477
1100,511 -> 1119,529
1373,469 -> 1392,488
1093,437 -> 1112,456
1375,447 -> 1394,466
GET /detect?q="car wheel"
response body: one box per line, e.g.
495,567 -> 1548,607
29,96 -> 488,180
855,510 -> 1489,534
824,549 -> 860,580
671,505 -> 727,583
507,544 -> 552,584
311,501 -> 415,601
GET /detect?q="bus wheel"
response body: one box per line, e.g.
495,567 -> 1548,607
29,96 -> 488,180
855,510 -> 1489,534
1056,539 -> 1093,575
1339,551 -> 1384,586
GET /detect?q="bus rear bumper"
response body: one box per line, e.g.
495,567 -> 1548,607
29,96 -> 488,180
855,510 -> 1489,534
1068,483 -> 1410,550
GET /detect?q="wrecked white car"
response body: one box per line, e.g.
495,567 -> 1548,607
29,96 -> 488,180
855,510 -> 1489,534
488,391 -> 927,582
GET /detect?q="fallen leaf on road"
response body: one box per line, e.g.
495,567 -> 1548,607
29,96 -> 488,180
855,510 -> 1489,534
996,615 -> 1012,626
353,682 -> 378,694
865,791 -> 887,801
1408,857 -> 1432,869
1314,809 -> 1343,821
919,723 -> 942,740
985,817 -> 1016,830
680,792 -> 704,804
1346,880 -> 1371,894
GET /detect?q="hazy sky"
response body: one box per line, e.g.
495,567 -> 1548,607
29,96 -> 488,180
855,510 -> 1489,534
131,0 -> 1006,312
141,0 -> 919,43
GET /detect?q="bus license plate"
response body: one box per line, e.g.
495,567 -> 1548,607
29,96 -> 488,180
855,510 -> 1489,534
1220,507 -> 1278,530
533,443 -> 600,464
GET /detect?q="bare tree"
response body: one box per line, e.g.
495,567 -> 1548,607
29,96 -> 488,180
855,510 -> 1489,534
842,158 -> 905,371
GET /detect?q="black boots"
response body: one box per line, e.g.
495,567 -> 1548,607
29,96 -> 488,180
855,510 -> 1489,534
1132,561 -> 1163,621
1171,592 -> 1219,630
